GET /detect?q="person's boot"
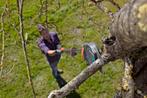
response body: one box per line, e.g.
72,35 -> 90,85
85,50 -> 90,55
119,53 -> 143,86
56,76 -> 67,88
57,69 -> 63,74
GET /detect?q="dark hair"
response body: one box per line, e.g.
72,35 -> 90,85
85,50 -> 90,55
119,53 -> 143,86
37,24 -> 45,32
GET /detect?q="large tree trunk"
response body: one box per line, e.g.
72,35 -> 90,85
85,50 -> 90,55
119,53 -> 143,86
106,0 -> 147,58
48,0 -> 147,98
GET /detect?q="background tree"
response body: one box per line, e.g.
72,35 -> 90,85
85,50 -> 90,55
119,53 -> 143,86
17,0 -> 36,98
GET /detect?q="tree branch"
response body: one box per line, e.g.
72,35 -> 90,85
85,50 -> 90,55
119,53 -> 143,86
55,0 -> 61,9
48,54 -> 112,98
0,0 -> 7,76
45,0 -> 49,27
90,0 -> 114,18
107,0 -> 121,10
17,0 -> 36,98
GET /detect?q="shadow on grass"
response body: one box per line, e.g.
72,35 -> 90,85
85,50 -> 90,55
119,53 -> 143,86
56,77 -> 81,98
66,90 -> 81,98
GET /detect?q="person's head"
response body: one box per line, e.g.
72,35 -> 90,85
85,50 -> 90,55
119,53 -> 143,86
37,24 -> 50,40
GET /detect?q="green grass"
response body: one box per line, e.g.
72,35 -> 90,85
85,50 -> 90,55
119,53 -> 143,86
0,0 -> 127,98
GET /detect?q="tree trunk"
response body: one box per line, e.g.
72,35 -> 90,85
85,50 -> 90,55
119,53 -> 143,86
119,48 -> 147,98
17,0 -> 36,98
106,0 -> 147,58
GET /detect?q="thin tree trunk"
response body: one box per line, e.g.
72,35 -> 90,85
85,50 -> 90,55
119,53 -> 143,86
0,1 -> 7,76
45,0 -> 48,27
17,0 -> 36,98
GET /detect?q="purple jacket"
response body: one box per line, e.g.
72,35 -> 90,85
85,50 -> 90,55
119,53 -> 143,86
37,32 -> 61,63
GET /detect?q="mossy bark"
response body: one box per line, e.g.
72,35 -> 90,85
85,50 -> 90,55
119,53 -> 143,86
104,0 -> 147,98
105,0 -> 147,59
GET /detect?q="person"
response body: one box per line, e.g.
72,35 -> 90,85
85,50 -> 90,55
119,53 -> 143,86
37,24 -> 66,88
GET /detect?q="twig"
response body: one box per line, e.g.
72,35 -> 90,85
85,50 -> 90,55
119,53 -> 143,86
0,1 -> 7,77
91,0 -> 114,18
10,23 -> 19,32
0,64 -> 15,79
37,0 -> 49,27
38,0 -> 44,20
45,0 -> 48,27
82,0 -> 108,35
107,0 -> 121,10
55,0 -> 61,9
17,0 -> 36,98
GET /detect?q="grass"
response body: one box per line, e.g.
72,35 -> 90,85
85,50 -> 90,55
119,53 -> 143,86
0,0 -> 127,98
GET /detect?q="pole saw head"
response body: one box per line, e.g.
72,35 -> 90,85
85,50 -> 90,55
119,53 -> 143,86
64,43 -> 101,65
82,42 -> 101,65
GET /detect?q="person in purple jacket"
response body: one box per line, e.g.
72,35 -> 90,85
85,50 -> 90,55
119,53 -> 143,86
37,24 -> 66,88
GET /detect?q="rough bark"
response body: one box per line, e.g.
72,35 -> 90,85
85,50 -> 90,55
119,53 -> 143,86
106,0 -> 147,58
121,57 -> 135,98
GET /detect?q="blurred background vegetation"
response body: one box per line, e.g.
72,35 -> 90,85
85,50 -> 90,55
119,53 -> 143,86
0,0 -> 128,98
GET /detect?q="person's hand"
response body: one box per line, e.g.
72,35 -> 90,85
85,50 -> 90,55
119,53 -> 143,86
60,48 -> 65,52
55,48 -> 64,54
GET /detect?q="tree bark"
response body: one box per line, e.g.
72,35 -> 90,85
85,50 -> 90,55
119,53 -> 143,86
106,0 -> 147,58
121,57 -> 135,98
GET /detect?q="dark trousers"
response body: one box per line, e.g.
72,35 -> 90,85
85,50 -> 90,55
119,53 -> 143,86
49,61 -> 66,88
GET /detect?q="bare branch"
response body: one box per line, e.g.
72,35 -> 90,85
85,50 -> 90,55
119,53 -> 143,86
38,0 -> 44,19
17,0 -> 36,98
0,64 -> 15,79
10,23 -> 19,33
38,0 -> 49,27
90,0 -> 114,18
55,0 -> 61,9
48,54 -> 112,98
0,0 -> 7,76
107,0 -> 121,10
45,0 -> 49,27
